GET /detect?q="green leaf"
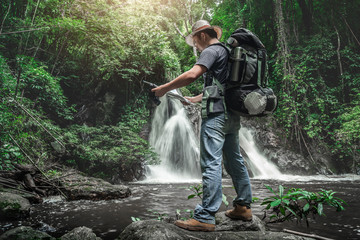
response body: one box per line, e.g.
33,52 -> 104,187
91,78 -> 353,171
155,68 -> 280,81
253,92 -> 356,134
282,199 -> 290,205
280,206 -> 286,215
285,206 -> 298,217
303,203 -> 310,212
265,185 -> 275,194
222,194 -> 229,206
270,199 -> 282,207
279,185 -> 284,198
187,194 -> 196,200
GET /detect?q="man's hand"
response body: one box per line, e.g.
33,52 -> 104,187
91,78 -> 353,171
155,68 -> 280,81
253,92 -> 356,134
182,94 -> 203,105
151,85 -> 168,97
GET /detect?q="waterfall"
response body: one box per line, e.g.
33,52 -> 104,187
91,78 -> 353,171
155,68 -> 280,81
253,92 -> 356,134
143,94 -> 281,182
144,96 -> 201,183
238,127 -> 282,178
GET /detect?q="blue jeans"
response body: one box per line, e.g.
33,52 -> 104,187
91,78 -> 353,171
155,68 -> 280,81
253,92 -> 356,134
193,112 -> 252,224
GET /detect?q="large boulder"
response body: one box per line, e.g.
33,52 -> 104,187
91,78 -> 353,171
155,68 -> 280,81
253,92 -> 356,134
60,226 -> 101,240
60,172 -> 131,201
0,226 -> 55,240
0,192 -> 31,220
116,218 -> 314,240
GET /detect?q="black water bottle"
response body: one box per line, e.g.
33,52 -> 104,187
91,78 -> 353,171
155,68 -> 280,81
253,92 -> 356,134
143,80 -> 161,106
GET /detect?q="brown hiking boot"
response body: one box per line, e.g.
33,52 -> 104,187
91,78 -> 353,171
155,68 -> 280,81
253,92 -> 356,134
225,204 -> 253,221
174,218 -> 215,232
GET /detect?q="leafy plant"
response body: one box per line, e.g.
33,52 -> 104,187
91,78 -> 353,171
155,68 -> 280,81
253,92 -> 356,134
187,184 -> 203,200
187,184 -> 229,207
131,216 -> 141,222
147,209 -> 168,221
261,185 -> 347,226
176,209 -> 194,221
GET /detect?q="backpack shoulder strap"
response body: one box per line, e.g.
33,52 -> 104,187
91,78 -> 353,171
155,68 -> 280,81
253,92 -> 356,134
209,42 -> 230,55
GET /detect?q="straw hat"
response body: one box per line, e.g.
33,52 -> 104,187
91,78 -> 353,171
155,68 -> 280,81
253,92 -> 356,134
185,20 -> 222,47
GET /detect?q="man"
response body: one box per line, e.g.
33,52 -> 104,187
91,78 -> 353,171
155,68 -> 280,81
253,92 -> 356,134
151,20 -> 253,232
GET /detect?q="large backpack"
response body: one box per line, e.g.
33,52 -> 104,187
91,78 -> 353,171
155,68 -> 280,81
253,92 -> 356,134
223,28 -> 278,117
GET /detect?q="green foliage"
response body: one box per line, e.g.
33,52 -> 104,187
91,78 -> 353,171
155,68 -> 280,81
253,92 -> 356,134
119,96 -> 150,134
16,55 -> 75,121
261,185 -> 347,226
0,143 -> 23,171
45,169 -> 60,178
211,0 -> 246,40
63,123 -> 155,178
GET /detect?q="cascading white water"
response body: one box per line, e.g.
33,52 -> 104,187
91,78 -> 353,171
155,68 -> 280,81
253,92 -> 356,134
238,127 -> 282,178
143,93 -> 282,182
144,95 -> 201,183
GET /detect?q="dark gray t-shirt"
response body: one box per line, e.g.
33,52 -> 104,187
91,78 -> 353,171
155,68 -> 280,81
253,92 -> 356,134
195,44 -> 229,115
195,44 -> 229,86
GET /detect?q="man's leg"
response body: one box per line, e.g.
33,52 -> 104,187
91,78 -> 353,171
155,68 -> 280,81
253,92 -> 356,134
193,114 -> 226,224
175,114 -> 225,231
223,131 -> 252,210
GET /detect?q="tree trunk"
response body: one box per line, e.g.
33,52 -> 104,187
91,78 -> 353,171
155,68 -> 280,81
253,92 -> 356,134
274,0 -> 292,77
274,0 -> 300,145
51,32 -> 69,75
334,25 -> 345,103
296,0 -> 313,35
24,0 -> 41,53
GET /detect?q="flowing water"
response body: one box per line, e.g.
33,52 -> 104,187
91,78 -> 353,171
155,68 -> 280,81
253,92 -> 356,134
145,96 -> 201,182
1,96 -> 360,240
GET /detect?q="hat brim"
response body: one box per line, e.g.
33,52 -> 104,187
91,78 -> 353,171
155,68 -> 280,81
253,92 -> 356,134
185,26 -> 223,47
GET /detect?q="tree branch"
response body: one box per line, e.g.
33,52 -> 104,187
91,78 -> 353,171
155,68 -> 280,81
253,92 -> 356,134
0,1 -> 11,34
174,23 -> 186,39
342,15 -> 360,47
283,229 -> 334,240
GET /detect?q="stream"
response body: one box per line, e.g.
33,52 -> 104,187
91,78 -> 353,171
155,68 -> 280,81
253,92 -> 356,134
1,96 -> 359,240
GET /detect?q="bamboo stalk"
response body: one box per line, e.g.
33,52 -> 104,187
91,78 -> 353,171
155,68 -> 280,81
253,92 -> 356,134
9,97 -> 65,149
342,16 -> 360,47
0,27 -> 46,35
283,229 -> 334,240
8,134 -> 68,200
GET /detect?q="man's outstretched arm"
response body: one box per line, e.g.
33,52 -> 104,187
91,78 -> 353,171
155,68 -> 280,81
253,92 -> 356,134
151,64 -> 207,97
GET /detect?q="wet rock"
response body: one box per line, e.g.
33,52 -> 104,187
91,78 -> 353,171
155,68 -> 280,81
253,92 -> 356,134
116,218 -> 314,240
0,192 -> 31,220
35,221 -> 57,233
61,173 -> 131,201
215,212 -> 265,232
184,104 -> 202,137
60,226 -> 101,240
0,226 -> 55,240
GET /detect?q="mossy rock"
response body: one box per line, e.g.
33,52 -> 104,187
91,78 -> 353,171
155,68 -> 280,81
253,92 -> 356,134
0,226 -> 55,240
0,192 -> 31,220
